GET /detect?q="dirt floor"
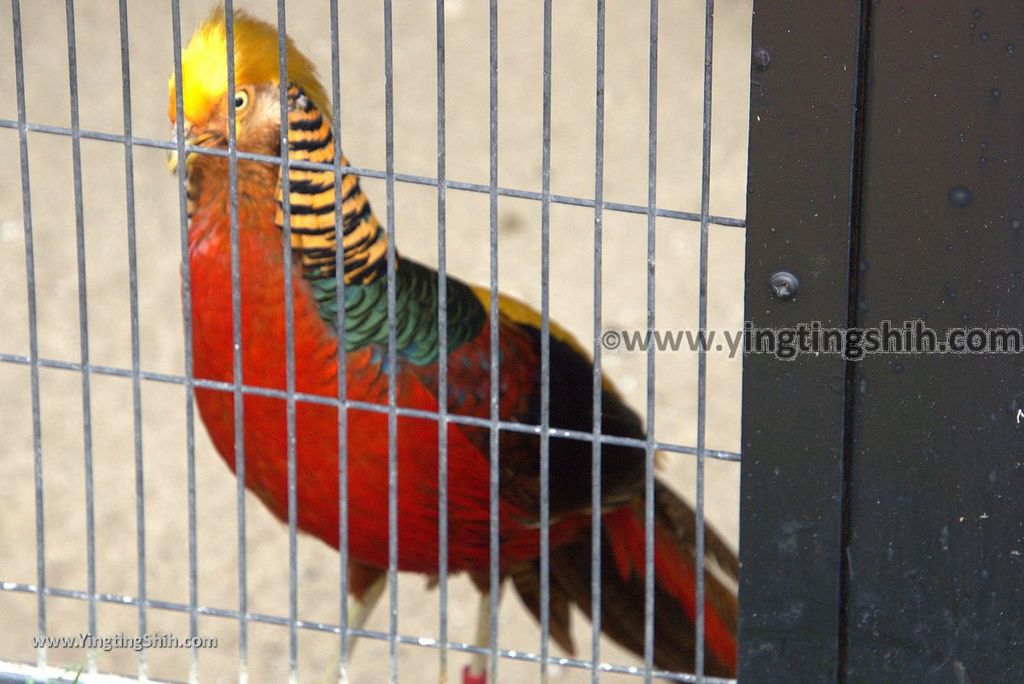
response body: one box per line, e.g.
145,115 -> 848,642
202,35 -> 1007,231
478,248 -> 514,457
0,1 -> 751,681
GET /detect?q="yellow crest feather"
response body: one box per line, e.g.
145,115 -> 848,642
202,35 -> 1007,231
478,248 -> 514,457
169,7 -> 329,126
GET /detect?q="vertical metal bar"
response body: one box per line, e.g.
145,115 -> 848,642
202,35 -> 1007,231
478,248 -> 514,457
63,0 -> 96,674
382,1 -> 400,682
11,0 -> 45,669
694,2 -> 716,680
115,3 -> 147,678
538,1 -> 552,682
327,0 -> 351,679
643,1 -> 659,681
273,4 -> 299,681
222,5 -> 248,682
434,0 -> 450,680
487,1 -> 501,681
590,1 -> 606,680
168,4 -> 200,683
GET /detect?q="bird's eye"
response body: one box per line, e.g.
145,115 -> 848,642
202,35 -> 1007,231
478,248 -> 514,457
234,90 -> 249,110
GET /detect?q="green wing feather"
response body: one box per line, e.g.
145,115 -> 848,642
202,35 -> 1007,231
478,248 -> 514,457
308,262 -> 486,366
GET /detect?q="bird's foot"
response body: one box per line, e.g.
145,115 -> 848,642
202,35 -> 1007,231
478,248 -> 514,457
462,664 -> 486,684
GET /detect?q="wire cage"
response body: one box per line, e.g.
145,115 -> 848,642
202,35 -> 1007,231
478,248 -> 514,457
0,1 -> 750,682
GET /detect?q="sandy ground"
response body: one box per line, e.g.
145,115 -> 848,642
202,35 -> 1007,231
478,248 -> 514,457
0,1 -> 751,682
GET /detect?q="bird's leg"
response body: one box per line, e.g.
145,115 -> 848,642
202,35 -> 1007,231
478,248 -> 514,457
463,585 -> 503,684
328,563 -> 386,684
345,571 -> 386,656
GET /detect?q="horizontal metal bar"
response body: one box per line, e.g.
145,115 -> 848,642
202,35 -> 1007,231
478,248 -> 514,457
0,352 -> 740,462
0,582 -> 735,684
0,660 -> 174,684
0,118 -> 745,229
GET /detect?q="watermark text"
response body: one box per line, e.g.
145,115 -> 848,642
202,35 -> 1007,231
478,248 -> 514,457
32,632 -> 218,652
600,320 -> 1023,360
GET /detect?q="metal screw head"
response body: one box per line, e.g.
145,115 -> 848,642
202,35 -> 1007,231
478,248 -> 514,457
752,47 -> 771,71
947,185 -> 973,208
770,271 -> 799,300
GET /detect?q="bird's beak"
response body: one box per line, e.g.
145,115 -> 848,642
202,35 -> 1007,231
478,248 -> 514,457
167,122 -> 217,174
167,128 -> 182,173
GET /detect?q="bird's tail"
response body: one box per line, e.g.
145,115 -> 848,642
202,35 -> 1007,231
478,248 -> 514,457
510,479 -> 738,677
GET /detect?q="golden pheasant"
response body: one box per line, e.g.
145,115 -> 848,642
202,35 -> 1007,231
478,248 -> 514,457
169,8 -> 738,681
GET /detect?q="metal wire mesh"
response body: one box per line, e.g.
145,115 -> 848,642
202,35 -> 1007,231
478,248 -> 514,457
0,1 -> 749,682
